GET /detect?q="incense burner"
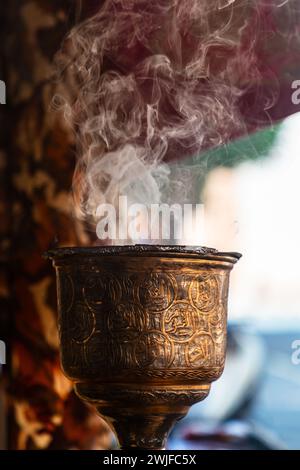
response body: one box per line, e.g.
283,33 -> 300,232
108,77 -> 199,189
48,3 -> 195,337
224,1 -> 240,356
47,245 -> 240,450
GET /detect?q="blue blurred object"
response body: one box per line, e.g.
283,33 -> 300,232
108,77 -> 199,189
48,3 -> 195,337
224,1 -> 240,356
168,326 -> 300,450
168,420 -> 285,450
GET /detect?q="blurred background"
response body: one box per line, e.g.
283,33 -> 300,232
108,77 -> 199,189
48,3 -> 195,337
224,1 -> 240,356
168,113 -> 300,450
1,0 -> 300,450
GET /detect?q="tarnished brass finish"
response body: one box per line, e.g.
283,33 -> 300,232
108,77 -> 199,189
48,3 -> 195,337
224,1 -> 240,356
47,245 -> 240,450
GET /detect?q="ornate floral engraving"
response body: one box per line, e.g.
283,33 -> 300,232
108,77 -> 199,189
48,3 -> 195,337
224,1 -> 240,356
69,301 -> 96,344
186,333 -> 215,368
138,272 -> 175,312
134,331 -> 174,369
52,247 -> 239,450
85,332 -> 108,369
133,367 -> 224,381
76,383 -> 209,407
189,274 -> 218,312
58,266 -> 228,379
163,302 -> 200,343
83,273 -> 122,311
108,302 -> 149,341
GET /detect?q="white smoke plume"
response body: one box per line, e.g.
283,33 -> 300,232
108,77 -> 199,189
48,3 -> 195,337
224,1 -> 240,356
54,0 -> 295,241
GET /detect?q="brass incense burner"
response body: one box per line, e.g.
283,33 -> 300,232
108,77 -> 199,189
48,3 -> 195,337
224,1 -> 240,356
47,245 -> 240,450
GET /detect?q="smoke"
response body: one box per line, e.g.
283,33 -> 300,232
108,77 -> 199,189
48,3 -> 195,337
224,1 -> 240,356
54,0 -> 294,241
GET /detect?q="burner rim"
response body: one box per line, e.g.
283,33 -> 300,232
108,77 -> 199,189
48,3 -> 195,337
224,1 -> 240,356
44,244 -> 241,263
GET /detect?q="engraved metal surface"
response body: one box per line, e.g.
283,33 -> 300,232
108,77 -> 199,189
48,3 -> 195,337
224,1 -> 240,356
49,246 -> 240,450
